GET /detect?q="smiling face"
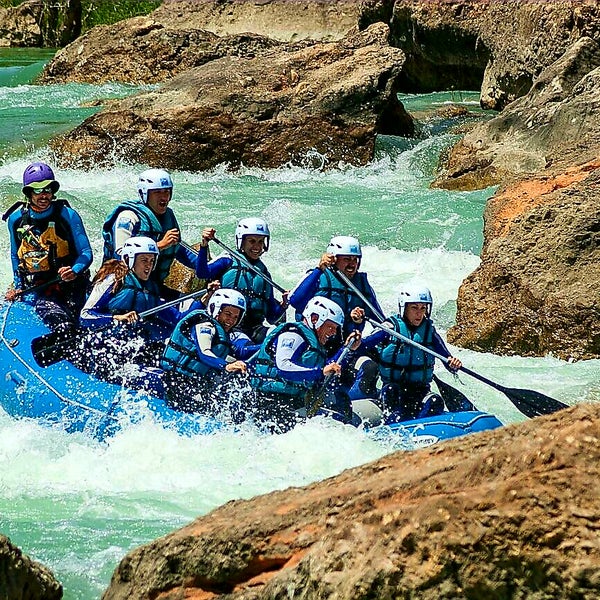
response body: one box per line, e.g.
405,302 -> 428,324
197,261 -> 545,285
334,254 -> 359,278
132,253 -> 156,281
217,305 -> 242,331
146,188 -> 172,215
241,235 -> 267,261
315,319 -> 339,346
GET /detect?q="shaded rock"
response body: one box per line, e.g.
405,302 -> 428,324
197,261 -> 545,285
359,0 -> 600,110
49,23 -> 412,171
0,534 -> 62,599
448,161 -> 600,360
102,402 -> 600,600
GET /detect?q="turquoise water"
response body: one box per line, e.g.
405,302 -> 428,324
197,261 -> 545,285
0,51 -> 598,600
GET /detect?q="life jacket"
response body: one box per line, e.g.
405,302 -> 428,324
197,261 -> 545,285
250,322 -> 326,398
378,315 -> 435,386
221,256 -> 271,327
102,200 -> 179,283
9,200 -> 77,286
316,270 -> 374,334
106,271 -> 162,315
160,309 -> 231,378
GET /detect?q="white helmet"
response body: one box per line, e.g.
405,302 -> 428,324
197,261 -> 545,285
302,296 -> 344,330
121,236 -> 159,269
137,168 -> 173,204
327,235 -> 362,258
398,285 -> 433,317
235,217 -> 270,251
208,288 -> 247,324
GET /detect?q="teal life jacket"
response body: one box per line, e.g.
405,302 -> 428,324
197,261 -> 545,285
378,315 -> 435,386
160,309 -> 231,378
106,271 -> 161,315
221,256 -> 271,327
102,200 -> 179,284
250,322 -> 326,398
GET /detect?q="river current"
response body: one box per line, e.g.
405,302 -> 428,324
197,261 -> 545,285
0,48 -> 597,599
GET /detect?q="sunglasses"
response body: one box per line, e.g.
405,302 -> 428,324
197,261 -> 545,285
31,186 -> 54,195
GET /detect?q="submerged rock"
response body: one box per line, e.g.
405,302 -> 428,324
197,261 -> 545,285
50,23 -> 412,171
102,402 -> 600,599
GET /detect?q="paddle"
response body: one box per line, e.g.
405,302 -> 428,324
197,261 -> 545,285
32,287 -> 208,368
305,335 -> 356,417
212,237 -> 287,294
367,318 -> 568,418
13,276 -> 62,298
329,266 -> 473,410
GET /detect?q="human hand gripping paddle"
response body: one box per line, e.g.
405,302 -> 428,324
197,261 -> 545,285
366,318 -> 568,419
31,287 -> 208,368
305,332 -> 359,417
330,266 -> 567,418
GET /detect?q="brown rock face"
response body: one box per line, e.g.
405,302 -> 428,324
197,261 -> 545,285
441,37 -> 600,360
0,534 -> 62,599
50,23 -> 412,171
360,0 -> 600,110
102,403 -> 600,600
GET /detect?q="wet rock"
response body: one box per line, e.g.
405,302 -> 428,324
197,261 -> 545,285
102,402 -> 600,600
49,23 -> 412,171
0,534 -> 62,599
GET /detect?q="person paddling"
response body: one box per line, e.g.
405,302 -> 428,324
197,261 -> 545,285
3,162 -> 92,335
102,168 -> 203,300
250,296 -> 361,430
360,284 -> 462,422
160,288 -> 259,416
196,218 -> 288,343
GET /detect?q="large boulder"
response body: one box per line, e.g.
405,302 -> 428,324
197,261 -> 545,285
439,37 -> 600,360
359,0 -> 600,110
49,23 -> 413,171
102,402 -> 600,600
0,534 -> 62,599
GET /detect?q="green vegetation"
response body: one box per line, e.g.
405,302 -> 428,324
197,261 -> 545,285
80,0 -> 161,31
0,1 -> 161,32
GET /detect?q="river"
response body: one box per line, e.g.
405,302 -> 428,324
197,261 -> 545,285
0,48 -> 597,600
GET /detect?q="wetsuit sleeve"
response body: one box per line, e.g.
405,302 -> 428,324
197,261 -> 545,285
361,274 -> 385,320
64,207 -> 93,274
174,242 -> 198,270
79,276 -> 116,328
191,321 -> 228,370
288,268 -> 321,312
191,245 -> 211,279
112,209 -> 140,256
205,256 -> 233,281
230,330 -> 260,360
432,327 -> 457,371
7,212 -> 22,288
273,331 -> 322,383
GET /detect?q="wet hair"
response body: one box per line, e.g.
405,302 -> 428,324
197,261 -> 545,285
92,259 -> 129,294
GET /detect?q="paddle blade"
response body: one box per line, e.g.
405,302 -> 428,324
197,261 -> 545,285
503,386 -> 569,418
433,374 -> 476,412
31,331 -> 73,367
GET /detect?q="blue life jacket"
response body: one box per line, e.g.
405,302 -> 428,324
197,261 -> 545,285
378,315 -> 435,386
161,309 -> 231,377
107,271 -> 161,315
102,200 -> 179,284
221,256 -> 271,327
316,270 -> 375,335
251,322 -> 326,397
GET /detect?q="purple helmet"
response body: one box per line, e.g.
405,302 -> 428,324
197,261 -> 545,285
22,162 -> 60,197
